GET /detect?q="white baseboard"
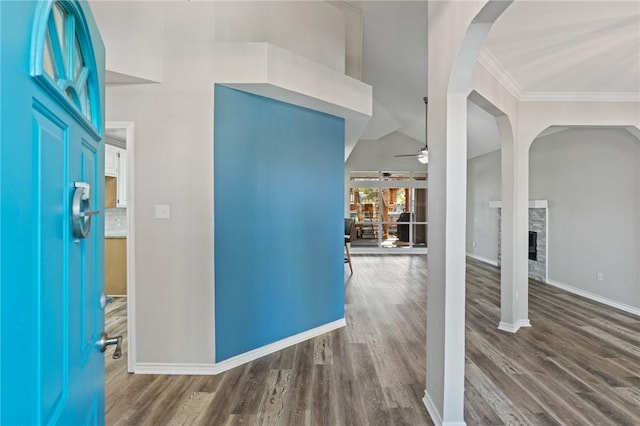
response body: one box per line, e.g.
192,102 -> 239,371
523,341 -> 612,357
135,318 -> 347,376
423,391 -> 443,426
422,390 -> 466,426
465,253 -> 498,267
498,319 -> 532,333
546,279 -> 640,317
135,362 -> 219,375
213,318 -> 346,373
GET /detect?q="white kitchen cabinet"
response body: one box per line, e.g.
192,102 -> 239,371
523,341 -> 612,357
105,144 -> 119,177
116,148 -> 127,208
105,144 -> 127,207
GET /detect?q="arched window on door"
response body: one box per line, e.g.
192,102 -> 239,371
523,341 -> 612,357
31,0 -> 101,136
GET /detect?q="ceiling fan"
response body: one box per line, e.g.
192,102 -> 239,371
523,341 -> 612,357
394,97 -> 429,164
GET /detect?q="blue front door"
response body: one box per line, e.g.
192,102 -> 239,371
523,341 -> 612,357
1,1 -> 106,424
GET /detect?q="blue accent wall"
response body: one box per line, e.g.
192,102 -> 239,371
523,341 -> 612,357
214,85 -> 345,362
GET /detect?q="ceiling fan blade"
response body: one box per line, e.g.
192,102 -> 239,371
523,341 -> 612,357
393,154 -> 418,158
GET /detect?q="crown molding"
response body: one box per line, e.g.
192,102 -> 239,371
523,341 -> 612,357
477,47 -> 524,99
519,92 -> 640,102
478,47 -> 640,103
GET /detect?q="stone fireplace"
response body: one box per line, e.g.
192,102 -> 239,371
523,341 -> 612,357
490,200 -> 548,282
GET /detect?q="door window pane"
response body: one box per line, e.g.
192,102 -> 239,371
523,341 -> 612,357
43,31 -> 56,80
34,1 -> 99,132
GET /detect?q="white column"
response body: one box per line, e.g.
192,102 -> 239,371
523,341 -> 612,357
514,139 -> 531,328
424,91 -> 469,426
498,116 -> 516,329
443,93 -> 469,421
499,122 -> 531,333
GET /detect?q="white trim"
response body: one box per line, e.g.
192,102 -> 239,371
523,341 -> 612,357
465,253 -> 498,267
423,391 -> 444,426
546,279 -> 640,317
478,48 -> 640,103
106,121 -> 136,373
498,319 -> 532,333
422,391 -> 466,426
520,92 -> 640,103
135,318 -> 346,376
214,318 -> 346,372
477,48 -> 523,100
135,362 -> 219,376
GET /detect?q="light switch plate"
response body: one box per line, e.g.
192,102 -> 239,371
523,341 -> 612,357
155,204 -> 170,219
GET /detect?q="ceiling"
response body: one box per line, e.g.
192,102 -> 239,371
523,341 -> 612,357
348,1 -> 428,144
347,0 -> 640,159
485,1 -> 640,96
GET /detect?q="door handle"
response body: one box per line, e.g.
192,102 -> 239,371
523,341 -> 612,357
80,210 -> 100,217
96,332 -> 122,359
72,182 -> 100,240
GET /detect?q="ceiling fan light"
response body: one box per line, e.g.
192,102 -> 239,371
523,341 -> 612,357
418,149 -> 428,164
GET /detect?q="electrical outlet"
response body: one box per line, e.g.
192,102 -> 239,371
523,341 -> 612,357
597,272 -> 603,282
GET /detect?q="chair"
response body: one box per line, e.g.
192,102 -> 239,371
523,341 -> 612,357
398,212 -> 411,242
344,218 -> 354,274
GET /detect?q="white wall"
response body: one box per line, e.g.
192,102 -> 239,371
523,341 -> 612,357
213,2 -> 345,73
530,128 -> 640,308
94,1 -> 360,365
91,1 -> 165,82
92,0 -> 348,82
214,1 -> 346,74
466,128 -> 640,309
466,150 -> 500,264
104,1 -> 217,364
346,132 -> 426,172
331,2 -> 363,80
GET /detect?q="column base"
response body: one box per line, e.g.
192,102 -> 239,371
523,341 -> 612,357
497,319 -> 531,333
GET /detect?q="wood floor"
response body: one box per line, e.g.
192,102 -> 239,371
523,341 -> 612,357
106,256 -> 640,425
465,258 -> 640,425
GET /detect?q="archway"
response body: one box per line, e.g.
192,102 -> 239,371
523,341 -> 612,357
529,125 -> 640,312
424,1 -> 513,424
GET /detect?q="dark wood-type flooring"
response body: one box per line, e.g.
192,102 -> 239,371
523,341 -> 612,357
106,256 -> 640,425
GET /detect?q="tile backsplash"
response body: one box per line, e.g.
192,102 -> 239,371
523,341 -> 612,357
105,208 -> 126,237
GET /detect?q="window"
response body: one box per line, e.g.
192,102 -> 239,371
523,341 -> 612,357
349,171 -> 428,250
32,1 -> 100,134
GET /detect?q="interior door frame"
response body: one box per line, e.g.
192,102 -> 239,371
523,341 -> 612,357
105,121 -> 136,373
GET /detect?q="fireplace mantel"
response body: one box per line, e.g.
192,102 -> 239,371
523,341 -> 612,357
489,200 -> 548,209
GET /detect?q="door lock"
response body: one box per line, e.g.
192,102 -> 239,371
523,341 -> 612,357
96,332 -> 122,359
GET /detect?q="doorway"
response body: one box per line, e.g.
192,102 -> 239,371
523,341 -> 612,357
104,121 -> 136,373
348,171 -> 428,252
